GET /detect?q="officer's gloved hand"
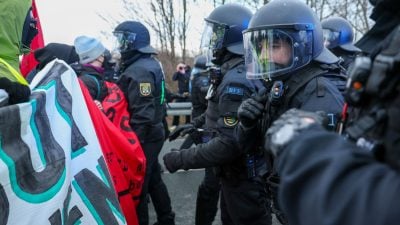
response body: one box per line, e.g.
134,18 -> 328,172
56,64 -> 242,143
169,124 -> 195,141
163,148 -> 183,173
264,108 -> 328,157
189,129 -> 203,145
237,92 -> 268,128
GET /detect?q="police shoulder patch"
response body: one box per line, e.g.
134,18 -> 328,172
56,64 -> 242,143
223,116 -> 238,127
139,83 -> 151,96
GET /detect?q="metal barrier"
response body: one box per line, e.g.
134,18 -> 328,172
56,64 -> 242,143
166,102 -> 192,116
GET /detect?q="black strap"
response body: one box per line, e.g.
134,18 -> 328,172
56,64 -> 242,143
346,107 -> 387,140
366,25 -> 400,98
283,65 -> 328,109
82,74 -> 101,100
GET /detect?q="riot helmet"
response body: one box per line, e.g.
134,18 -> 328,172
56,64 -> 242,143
200,3 -> 252,65
321,16 -> 361,52
194,55 -> 207,70
113,21 -> 157,54
243,0 -> 338,81
191,55 -> 208,78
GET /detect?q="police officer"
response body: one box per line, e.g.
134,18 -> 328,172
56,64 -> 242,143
113,21 -> 175,225
321,16 -> 361,69
177,55 -> 210,150
356,0 -> 400,55
236,0 -> 346,222
190,55 -> 210,120
163,4 -> 271,225
263,23 -> 400,225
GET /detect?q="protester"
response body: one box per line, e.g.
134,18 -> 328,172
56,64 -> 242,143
0,0 -> 35,105
73,35 -> 108,108
26,43 -> 79,83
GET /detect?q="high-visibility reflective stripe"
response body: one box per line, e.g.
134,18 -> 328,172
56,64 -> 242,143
0,57 -> 29,85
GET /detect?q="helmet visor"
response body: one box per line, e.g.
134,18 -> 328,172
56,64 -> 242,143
200,21 -> 228,65
244,29 -> 294,79
243,26 -> 313,80
323,29 -> 340,49
113,31 -> 137,51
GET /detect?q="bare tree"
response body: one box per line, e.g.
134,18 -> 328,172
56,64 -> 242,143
304,0 -> 373,40
178,0 -> 189,62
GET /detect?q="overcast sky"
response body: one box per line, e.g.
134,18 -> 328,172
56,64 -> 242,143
36,0 -> 214,54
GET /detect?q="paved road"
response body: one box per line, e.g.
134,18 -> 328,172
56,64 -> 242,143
148,138 -> 280,225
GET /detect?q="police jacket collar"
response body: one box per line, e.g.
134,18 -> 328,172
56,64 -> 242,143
220,57 -> 244,75
121,50 -> 151,70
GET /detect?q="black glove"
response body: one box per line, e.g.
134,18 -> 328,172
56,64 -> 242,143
188,129 -> 204,145
0,77 -> 31,105
237,93 -> 268,128
163,148 -> 183,173
168,123 -> 195,141
264,108 -> 328,157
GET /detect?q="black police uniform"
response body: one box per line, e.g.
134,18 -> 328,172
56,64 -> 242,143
237,63 -> 345,143
117,52 -> 174,225
191,78 -> 220,225
273,23 -> 400,225
282,121 -> 400,225
275,122 -> 400,225
175,57 -> 271,225
191,70 -> 209,119
236,63 -> 345,225
178,70 -> 210,150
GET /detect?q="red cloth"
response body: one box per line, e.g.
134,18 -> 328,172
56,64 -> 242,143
80,80 -> 146,225
102,81 -> 146,206
20,0 -> 45,76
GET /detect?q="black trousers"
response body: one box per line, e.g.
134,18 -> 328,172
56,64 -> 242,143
220,178 -> 272,225
137,140 -> 175,225
195,167 -> 221,225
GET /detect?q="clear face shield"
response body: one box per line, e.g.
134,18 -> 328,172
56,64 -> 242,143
243,25 -> 313,80
112,31 -> 137,52
200,21 -> 228,66
323,29 -> 340,49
